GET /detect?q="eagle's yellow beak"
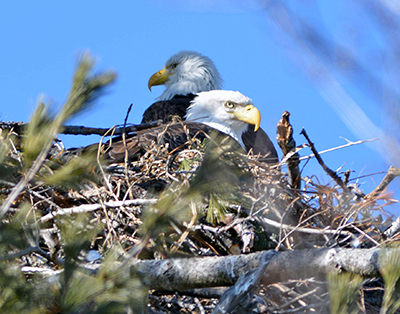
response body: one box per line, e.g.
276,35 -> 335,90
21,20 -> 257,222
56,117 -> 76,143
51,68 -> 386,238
233,104 -> 261,132
148,68 -> 171,91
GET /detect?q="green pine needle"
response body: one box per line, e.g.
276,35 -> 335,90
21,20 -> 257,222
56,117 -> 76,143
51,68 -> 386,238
380,249 -> 400,314
328,271 -> 364,314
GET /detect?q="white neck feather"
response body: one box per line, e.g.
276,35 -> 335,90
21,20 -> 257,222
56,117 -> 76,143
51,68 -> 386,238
200,121 -> 245,147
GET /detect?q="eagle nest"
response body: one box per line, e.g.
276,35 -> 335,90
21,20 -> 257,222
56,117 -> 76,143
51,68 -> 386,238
0,118 -> 399,313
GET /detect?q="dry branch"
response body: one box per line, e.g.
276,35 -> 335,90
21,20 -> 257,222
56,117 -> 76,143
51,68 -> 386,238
368,166 -> 400,199
299,138 -> 378,161
362,166 -> 400,238
260,216 -> 356,239
300,128 -> 349,193
2,96 -> 397,312
38,199 -> 157,223
0,120 -> 162,136
276,111 -> 301,189
132,248 -> 388,291
213,261 -> 269,313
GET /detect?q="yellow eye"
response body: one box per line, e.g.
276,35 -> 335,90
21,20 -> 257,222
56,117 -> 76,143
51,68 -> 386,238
225,101 -> 235,109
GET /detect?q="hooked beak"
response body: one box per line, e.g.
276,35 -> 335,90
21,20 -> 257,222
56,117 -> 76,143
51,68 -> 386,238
148,68 -> 171,91
232,104 -> 261,132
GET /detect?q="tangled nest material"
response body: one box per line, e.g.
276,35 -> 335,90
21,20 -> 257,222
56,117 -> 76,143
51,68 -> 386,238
1,115 -> 399,313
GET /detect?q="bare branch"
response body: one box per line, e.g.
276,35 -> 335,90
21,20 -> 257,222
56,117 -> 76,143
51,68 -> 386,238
130,248 -> 389,291
38,199 -> 157,223
0,120 -> 162,136
299,138 -> 378,161
300,128 -> 349,192
367,166 -> 400,199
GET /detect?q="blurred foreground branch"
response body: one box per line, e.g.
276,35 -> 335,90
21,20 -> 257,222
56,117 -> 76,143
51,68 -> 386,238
0,53 -> 116,219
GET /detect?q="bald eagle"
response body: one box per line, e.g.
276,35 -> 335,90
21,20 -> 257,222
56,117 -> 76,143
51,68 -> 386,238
142,51 -> 278,163
107,90 -> 260,161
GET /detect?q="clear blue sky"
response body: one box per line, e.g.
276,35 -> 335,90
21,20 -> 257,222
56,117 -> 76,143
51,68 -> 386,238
2,1 -> 400,214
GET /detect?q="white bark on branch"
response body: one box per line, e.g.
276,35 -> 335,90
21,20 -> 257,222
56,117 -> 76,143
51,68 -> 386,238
38,199 -> 157,223
132,247 -> 384,291
22,248 -> 391,293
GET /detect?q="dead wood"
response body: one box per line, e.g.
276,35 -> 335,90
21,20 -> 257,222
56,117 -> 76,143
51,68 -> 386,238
367,166 -> 400,199
131,248 -> 387,292
365,166 -> 400,238
22,247 -> 393,292
38,198 -> 157,223
300,127 -> 349,193
276,111 -> 301,190
0,120 -> 162,136
2,112 -> 400,313
211,259 -> 268,313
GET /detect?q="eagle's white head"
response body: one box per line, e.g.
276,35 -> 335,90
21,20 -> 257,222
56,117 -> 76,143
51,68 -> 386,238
185,90 -> 261,147
148,51 -> 222,101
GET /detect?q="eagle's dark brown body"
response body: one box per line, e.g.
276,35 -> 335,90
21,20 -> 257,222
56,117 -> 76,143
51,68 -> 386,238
105,121 -> 240,162
141,94 -> 195,125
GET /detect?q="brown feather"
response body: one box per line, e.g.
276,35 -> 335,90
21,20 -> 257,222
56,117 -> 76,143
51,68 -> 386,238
141,94 -> 195,124
105,121 -> 238,162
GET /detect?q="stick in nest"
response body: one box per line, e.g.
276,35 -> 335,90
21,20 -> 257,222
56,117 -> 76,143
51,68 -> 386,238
0,120 -> 163,136
300,128 -> 349,193
276,111 -> 300,189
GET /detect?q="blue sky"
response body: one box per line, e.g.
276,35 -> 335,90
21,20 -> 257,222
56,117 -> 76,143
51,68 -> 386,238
2,1 -> 400,214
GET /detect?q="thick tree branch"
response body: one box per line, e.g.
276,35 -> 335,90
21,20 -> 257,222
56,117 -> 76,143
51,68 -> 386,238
131,248 -> 386,291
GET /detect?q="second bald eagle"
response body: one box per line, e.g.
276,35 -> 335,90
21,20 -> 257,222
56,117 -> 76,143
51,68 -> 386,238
143,51 -> 278,163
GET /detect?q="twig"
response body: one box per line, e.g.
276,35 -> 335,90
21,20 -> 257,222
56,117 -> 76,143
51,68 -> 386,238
299,138 -> 378,161
21,266 -> 63,277
123,104 -> 133,199
260,216 -> 356,240
28,189 -> 63,211
351,225 -> 380,246
38,199 -> 157,223
0,120 -> 162,136
364,166 -> 400,238
96,127 -> 120,202
169,221 -> 200,255
169,201 -> 198,254
270,287 -> 319,310
300,128 -> 349,193
366,166 -> 400,199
